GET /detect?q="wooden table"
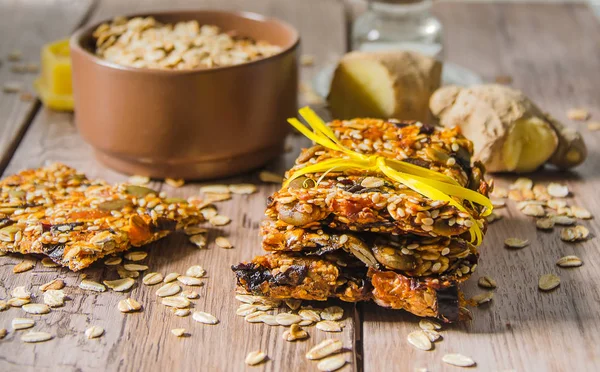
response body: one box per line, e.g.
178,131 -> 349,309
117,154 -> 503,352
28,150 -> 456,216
0,1 -> 599,371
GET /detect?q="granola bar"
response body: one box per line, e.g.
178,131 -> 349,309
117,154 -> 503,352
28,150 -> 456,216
232,252 -> 469,321
0,163 -> 203,270
266,119 -> 489,238
261,218 -> 478,278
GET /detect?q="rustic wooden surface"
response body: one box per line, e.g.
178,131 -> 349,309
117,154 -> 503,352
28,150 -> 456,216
0,1 -> 599,372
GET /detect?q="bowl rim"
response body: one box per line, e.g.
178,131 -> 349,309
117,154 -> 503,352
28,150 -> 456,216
70,9 -> 300,75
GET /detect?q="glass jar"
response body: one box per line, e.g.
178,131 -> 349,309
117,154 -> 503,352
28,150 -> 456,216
352,0 -> 444,60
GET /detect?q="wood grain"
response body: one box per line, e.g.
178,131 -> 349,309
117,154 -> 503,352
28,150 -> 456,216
362,3 -> 600,372
0,1 -> 349,371
0,0 -> 94,175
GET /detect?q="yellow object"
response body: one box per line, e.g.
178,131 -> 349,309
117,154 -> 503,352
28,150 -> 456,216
285,107 -> 493,245
34,39 -> 74,111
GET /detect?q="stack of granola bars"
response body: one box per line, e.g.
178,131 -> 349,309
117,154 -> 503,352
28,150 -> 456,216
233,117 -> 490,322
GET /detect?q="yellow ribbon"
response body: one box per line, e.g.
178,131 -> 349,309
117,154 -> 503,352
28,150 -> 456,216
284,107 -> 493,245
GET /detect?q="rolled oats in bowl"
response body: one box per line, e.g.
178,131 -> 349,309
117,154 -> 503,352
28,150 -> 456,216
92,16 -> 282,70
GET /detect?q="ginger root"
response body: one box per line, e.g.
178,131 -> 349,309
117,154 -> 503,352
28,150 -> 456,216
429,84 -> 586,173
328,51 -> 442,122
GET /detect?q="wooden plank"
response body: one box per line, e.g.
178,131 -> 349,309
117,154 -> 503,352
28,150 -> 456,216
362,3 -> 600,372
0,0 -> 94,174
0,1 -> 349,371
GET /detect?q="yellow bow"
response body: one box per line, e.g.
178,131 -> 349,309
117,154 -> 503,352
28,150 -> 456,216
284,107 -> 492,245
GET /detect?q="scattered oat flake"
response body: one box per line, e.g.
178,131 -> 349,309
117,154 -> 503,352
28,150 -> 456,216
200,184 -> 229,194
13,261 -> 34,273
184,226 -> 207,235
560,225 -> 589,242
556,255 -> 583,268
587,121 -> 600,131
142,272 -> 164,285
177,276 -> 204,286
118,298 -> 141,313
245,350 -> 267,366
164,272 -> 180,283
8,298 -> 30,307
300,54 -> 315,66
317,354 -> 347,372
306,339 -> 343,360
162,296 -> 191,308
472,292 -> 494,305
0,329 -> 6,339
181,290 -> 199,299
477,276 -> 497,289
407,330 -> 432,351
128,175 -> 150,185
44,290 -> 66,307
215,236 -> 233,249
423,329 -> 442,342
12,286 -> 31,299
104,278 -> 135,292
276,313 -> 302,326
189,234 -> 207,248
156,282 -> 181,297
8,50 -> 22,61
192,311 -> 219,324
124,251 -> 147,261
229,184 -> 257,195
536,218 -> 555,230
85,326 -> 104,339
571,206 -> 592,219
553,215 -> 576,225
22,303 -> 51,315
12,318 -> 35,330
316,320 -> 343,332
547,199 -> 568,210
204,192 -> 231,203
504,238 -> 529,249
419,319 -> 441,331
547,183 -> 569,198
3,82 -> 22,93
79,280 -> 106,292
442,353 -> 476,367
209,215 -> 230,226
491,199 -> 506,208
165,178 -> 185,187
539,274 -> 560,291
299,309 -> 321,322
490,186 -> 508,198
171,328 -> 186,337
259,170 -> 283,183
21,331 -> 53,343
123,263 -> 148,271
104,256 -> 122,266
321,306 -> 344,320
521,204 -> 545,217
510,177 -> 533,191
567,108 -> 590,121
172,308 -> 191,317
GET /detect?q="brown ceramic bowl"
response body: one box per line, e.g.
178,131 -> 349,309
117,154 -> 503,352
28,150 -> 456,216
70,11 -> 299,179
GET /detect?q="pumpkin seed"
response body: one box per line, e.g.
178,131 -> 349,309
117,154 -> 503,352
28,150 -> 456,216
472,292 -> 494,305
125,185 -> 156,197
547,183 -> 569,198
209,215 -> 230,226
229,184 -> 257,194
98,199 -> 131,211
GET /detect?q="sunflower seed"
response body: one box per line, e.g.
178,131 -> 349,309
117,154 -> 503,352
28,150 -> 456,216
192,311 -> 219,324
162,296 -> 190,308
39,279 -> 65,292
556,255 -> 583,268
128,175 -> 150,185
124,251 -> 147,261
171,328 -> 186,337
11,286 -> 31,299
571,206 -> 592,219
299,309 -> 321,322
22,303 -> 51,315
306,339 -> 343,360
321,306 -> 344,321
156,283 -> 181,297
547,183 -> 569,198
317,354 -> 347,372
189,234 -> 207,248
85,326 -> 104,339
209,215 -> 230,226
41,258 -> 60,268
8,298 -> 30,307
103,278 -> 135,292
186,265 -> 206,278
118,298 -> 141,313
442,353 -> 476,367
539,274 -> 560,291
164,272 -> 180,283
181,290 -> 199,299
419,319 -> 441,331
104,256 -> 122,266
165,178 -> 185,188
21,331 -> 53,343
184,226 -> 208,235
521,204 -> 545,217
13,261 -> 34,273
477,276 -> 497,289
472,292 -> 494,305
245,350 -> 267,366
177,276 -> 204,286
12,318 -> 35,330
276,313 -> 302,326
316,320 -> 343,332
229,184 -> 257,195
123,263 -> 148,272
79,280 -> 106,292
282,324 -> 308,341
172,308 -> 190,317
143,272 -> 164,285
215,236 -> 233,249
560,225 -> 589,242
407,330 -> 432,351
536,218 -> 555,230
44,290 -> 66,307
259,171 -> 283,183
422,329 -> 442,342
285,299 -> 302,311
553,216 -> 576,225
504,238 -> 529,249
